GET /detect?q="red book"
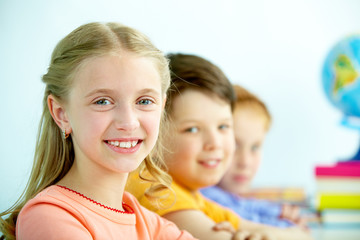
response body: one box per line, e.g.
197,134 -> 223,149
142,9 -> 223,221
315,163 -> 360,177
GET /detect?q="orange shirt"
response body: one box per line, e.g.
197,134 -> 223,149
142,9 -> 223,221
126,172 -> 241,230
16,185 -> 197,240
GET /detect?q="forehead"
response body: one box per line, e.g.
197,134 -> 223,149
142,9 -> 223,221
233,108 -> 267,138
71,53 -> 162,95
170,89 -> 232,120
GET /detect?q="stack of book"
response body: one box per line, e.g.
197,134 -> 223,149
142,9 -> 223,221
314,161 -> 360,228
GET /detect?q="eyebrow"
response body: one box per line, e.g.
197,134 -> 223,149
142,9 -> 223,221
177,117 -> 233,124
85,88 -> 115,98
85,88 -> 162,98
137,88 -> 162,96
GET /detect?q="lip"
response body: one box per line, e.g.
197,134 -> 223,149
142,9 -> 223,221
232,174 -> 249,183
198,158 -> 221,169
104,138 -> 143,154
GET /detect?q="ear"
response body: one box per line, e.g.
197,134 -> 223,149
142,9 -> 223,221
47,94 -> 71,133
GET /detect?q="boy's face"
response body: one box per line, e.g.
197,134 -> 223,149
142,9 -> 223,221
164,90 -> 235,191
218,107 -> 267,194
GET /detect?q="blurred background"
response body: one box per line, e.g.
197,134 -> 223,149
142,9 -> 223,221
1,0 -> 360,212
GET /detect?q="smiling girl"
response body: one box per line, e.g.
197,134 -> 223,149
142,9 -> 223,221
0,22 -> 196,240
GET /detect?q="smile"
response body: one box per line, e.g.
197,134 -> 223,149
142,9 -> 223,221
199,159 -> 221,168
106,140 -> 138,149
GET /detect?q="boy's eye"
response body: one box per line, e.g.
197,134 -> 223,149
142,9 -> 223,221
185,127 -> 198,133
219,124 -> 229,130
251,145 -> 260,152
95,99 -> 111,105
137,99 -> 154,105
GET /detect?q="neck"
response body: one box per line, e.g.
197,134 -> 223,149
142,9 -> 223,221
57,163 -> 128,211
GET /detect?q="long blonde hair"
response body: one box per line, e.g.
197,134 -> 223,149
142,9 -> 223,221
0,22 -> 171,240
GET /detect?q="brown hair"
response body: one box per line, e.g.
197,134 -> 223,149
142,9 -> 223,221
165,53 -> 235,115
233,84 -> 272,130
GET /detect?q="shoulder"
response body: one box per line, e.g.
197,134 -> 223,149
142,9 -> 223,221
200,186 -> 234,203
197,192 -> 241,229
16,186 -> 92,239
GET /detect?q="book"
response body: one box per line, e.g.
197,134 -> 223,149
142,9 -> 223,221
317,194 -> 360,210
314,163 -> 360,177
321,209 -> 360,228
316,177 -> 360,194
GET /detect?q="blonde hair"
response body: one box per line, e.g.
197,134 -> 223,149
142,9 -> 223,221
0,22 -> 171,240
233,84 -> 272,131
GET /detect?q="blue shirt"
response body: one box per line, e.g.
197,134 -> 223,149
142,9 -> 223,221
200,186 -> 294,227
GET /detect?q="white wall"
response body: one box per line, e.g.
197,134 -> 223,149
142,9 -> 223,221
1,0 -> 360,212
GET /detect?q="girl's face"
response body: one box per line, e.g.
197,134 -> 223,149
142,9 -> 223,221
217,107 -> 267,194
62,53 -> 164,175
164,90 -> 234,191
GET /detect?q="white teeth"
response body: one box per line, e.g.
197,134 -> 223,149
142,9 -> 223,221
207,160 -> 217,166
109,141 -> 138,149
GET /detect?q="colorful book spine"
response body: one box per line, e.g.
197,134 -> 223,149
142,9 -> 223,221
316,177 -> 360,194
321,209 -> 360,228
315,164 -> 360,177
317,194 -> 360,210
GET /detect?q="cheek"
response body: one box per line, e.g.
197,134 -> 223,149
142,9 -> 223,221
141,112 -> 162,140
70,111 -> 105,137
250,154 -> 262,175
165,135 -> 196,167
253,156 -> 261,171
223,133 -> 236,162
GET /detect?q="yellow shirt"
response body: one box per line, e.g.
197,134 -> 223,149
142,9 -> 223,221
126,171 -> 240,230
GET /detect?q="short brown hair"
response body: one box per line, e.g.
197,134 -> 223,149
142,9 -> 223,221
165,53 -> 235,114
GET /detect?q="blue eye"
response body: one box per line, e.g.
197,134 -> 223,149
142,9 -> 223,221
138,99 -> 153,105
219,124 -> 229,130
185,127 -> 198,133
251,145 -> 260,152
95,99 -> 111,105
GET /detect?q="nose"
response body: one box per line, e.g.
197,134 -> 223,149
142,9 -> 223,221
113,104 -> 140,131
234,147 -> 251,169
203,129 -> 221,151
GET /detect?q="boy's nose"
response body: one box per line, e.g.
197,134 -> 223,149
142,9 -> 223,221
203,130 -> 221,150
235,149 -> 252,168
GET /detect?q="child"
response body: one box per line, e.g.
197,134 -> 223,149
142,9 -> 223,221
0,22 -> 197,240
127,53 -> 313,240
201,85 -> 305,227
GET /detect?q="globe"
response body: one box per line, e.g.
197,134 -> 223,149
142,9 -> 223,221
322,34 -> 360,160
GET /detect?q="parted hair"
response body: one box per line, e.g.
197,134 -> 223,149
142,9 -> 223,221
0,22 -> 171,240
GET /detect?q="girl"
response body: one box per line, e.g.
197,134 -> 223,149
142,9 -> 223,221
201,85 -> 306,228
0,22 -> 196,240
127,53 -> 313,240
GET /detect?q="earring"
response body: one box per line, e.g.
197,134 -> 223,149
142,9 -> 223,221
62,129 -> 69,140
